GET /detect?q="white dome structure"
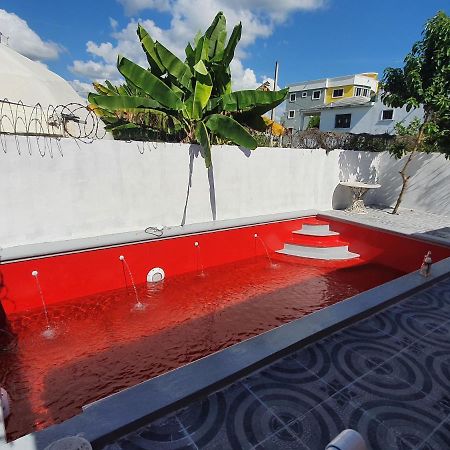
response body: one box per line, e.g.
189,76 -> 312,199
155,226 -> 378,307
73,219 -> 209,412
0,43 -> 108,138
0,43 -> 83,106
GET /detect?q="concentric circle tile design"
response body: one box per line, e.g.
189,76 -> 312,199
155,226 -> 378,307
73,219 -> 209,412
357,400 -> 448,448
112,414 -> 195,449
177,382 -> 286,449
288,394 -> 409,450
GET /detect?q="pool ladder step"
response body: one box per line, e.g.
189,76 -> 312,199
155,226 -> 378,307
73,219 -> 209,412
276,221 -> 360,261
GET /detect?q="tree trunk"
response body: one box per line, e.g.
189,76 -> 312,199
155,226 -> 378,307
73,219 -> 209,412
391,121 -> 427,215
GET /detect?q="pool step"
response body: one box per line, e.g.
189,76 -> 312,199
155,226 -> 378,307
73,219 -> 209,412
291,232 -> 345,247
277,219 -> 360,262
277,244 -> 359,260
295,225 -> 339,237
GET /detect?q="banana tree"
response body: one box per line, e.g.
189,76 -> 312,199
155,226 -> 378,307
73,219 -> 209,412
88,11 -> 288,167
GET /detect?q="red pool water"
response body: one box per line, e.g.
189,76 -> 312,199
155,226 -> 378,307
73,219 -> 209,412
1,256 -> 404,440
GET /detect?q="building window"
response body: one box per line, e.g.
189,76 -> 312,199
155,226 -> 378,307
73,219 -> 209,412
332,88 -> 344,98
288,110 -> 295,119
312,90 -> 321,100
381,109 -> 394,120
335,114 -> 351,128
355,87 -> 371,97
301,91 -> 307,98
289,93 -> 296,102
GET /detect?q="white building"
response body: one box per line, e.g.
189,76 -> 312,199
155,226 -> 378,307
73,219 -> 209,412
284,73 -> 423,134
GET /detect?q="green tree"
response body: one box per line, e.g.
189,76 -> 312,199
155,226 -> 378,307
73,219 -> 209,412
88,12 -> 288,168
381,11 -> 450,214
306,115 -> 320,129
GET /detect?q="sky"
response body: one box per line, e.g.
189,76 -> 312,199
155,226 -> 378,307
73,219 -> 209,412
0,0 -> 448,97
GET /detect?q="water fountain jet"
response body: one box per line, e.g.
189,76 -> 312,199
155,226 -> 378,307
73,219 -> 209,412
254,234 -> 278,268
194,242 -> 206,277
119,256 -> 146,311
31,270 -> 56,339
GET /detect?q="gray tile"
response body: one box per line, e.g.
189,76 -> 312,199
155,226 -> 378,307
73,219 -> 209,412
113,415 -> 195,450
287,393 -> 410,450
177,382 -> 284,450
244,377 -> 331,426
417,419 -> 450,450
347,394 -> 448,448
292,337 -> 381,389
252,427 -> 308,449
372,305 -> 445,347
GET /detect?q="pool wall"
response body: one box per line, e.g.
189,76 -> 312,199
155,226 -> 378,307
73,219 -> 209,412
1,136 -> 449,250
1,214 -> 449,316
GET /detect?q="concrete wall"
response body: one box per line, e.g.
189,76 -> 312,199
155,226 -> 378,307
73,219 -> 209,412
0,135 -> 448,248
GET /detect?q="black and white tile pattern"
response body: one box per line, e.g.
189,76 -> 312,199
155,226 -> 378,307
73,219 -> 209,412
105,276 -> 450,450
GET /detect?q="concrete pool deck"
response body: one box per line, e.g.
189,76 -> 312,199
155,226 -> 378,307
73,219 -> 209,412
322,206 -> 450,247
2,208 -> 450,450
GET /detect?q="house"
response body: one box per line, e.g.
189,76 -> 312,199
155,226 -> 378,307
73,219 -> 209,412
283,73 -> 423,134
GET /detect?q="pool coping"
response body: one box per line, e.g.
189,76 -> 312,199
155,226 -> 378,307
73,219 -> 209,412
2,254 -> 449,450
0,210 -> 318,263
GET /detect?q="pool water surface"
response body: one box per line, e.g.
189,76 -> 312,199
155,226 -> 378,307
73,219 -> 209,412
0,256 -> 404,440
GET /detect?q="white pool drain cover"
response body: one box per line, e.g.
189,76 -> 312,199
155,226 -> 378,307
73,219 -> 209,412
44,436 -> 92,450
147,267 -> 165,283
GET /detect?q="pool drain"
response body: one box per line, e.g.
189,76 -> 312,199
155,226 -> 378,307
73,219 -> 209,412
147,267 -> 165,283
44,436 -> 92,450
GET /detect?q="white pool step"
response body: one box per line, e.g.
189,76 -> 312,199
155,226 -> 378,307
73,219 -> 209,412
296,224 -> 340,237
276,243 -> 359,261
293,228 -> 339,237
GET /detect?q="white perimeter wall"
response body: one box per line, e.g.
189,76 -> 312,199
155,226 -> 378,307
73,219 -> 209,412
0,135 -> 449,247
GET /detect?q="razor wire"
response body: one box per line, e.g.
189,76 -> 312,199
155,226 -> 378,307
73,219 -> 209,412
0,99 -> 107,157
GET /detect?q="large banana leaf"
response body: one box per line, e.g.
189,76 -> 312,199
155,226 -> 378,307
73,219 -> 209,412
192,61 -> 213,119
88,94 -> 163,111
205,114 -> 257,149
137,25 -> 165,76
222,23 -> 242,67
213,65 -> 232,95
221,88 -> 288,114
233,112 -> 268,132
195,36 -> 210,64
117,56 -> 182,109
195,121 -> 212,168
185,42 -> 195,66
93,82 -> 116,96
155,42 -> 193,90
205,12 -> 227,61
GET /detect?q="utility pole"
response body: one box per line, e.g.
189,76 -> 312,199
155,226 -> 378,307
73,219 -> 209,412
270,61 -> 279,122
270,61 -> 279,147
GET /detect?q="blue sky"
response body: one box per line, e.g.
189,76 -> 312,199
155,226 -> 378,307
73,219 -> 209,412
1,0 -> 448,95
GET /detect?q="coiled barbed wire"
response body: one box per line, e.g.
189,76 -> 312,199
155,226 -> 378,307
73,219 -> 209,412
0,99 -> 107,157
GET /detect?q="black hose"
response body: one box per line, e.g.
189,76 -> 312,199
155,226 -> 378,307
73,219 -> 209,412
144,226 -> 165,237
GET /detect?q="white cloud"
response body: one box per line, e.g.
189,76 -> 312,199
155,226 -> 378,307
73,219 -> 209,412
117,0 -> 172,15
0,9 -> 62,61
69,80 -> 94,97
70,60 -> 118,81
71,0 -> 325,89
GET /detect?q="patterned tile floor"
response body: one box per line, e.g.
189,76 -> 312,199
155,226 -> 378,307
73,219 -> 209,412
104,276 -> 450,450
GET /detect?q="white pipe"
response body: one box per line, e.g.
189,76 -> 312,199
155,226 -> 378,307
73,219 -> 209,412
326,429 -> 367,450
